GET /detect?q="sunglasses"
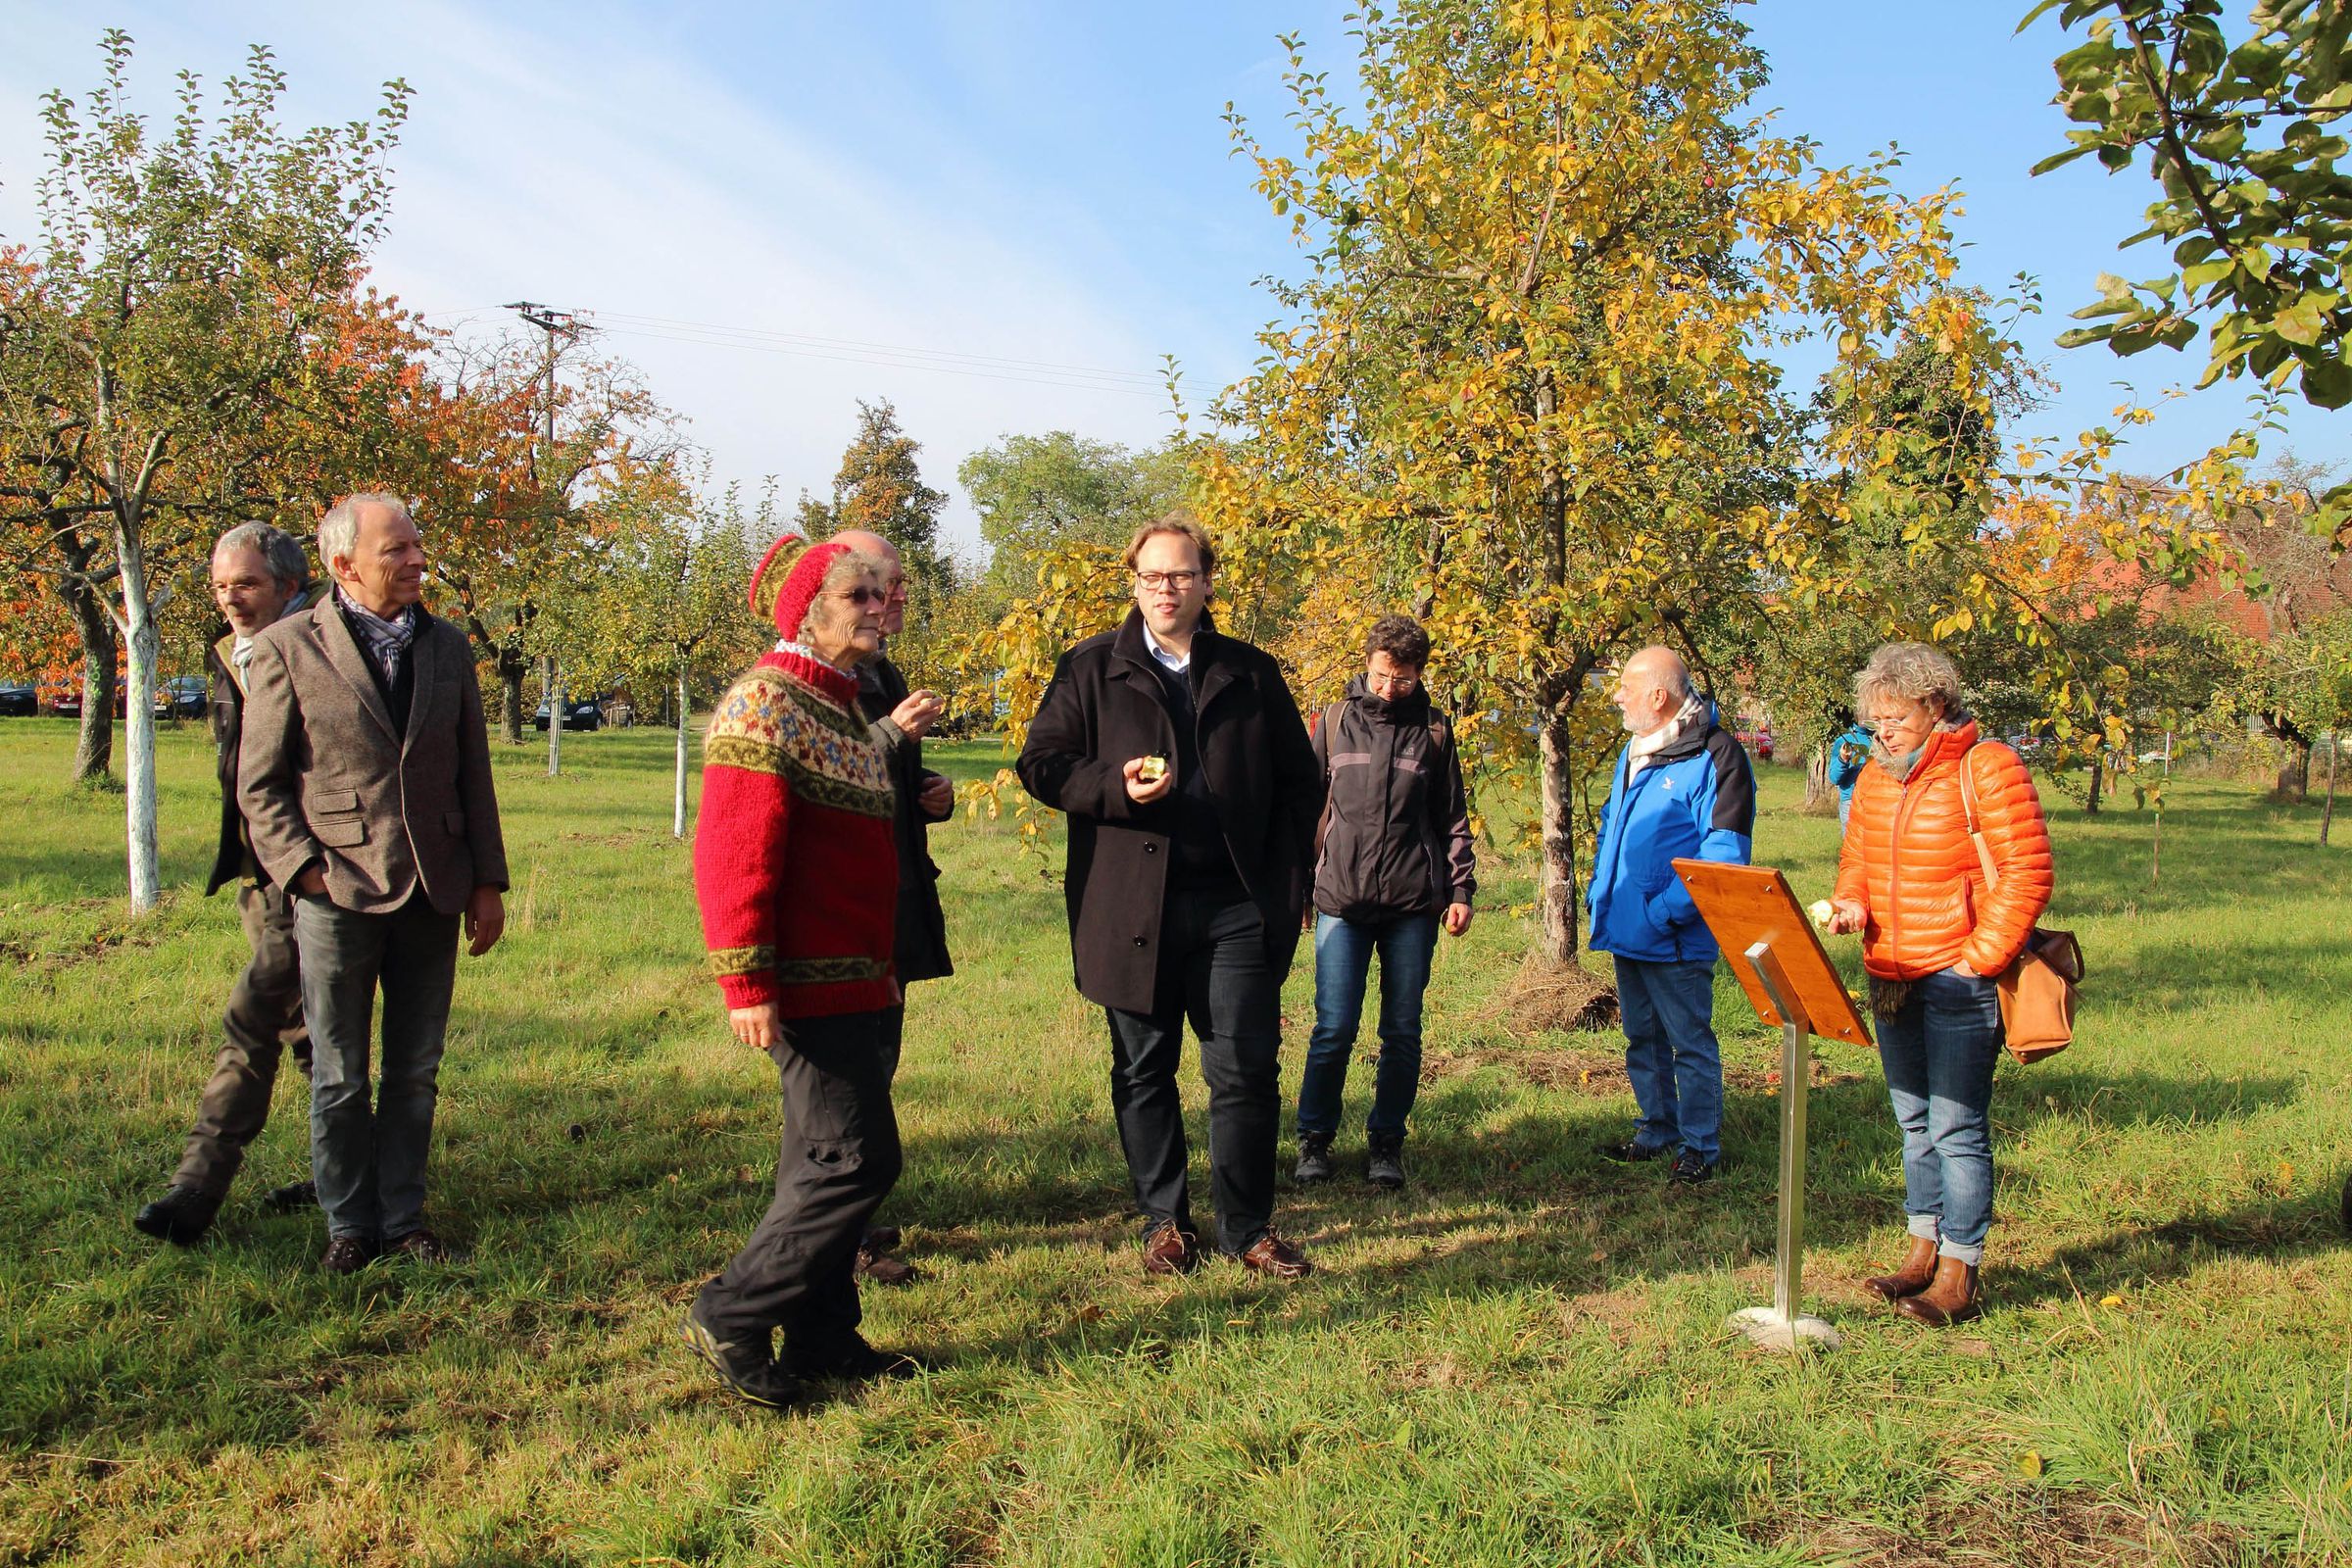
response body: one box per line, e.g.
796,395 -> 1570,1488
831,585 -> 889,608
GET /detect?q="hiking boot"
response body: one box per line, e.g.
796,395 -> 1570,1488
782,1331 -> 928,1384
1141,1219 -> 1201,1277
1894,1255 -> 1984,1328
133,1184 -> 221,1246
1598,1140 -> 1670,1165
855,1234 -> 918,1287
1863,1235 -> 1940,1303
1669,1149 -> 1718,1187
320,1235 -> 377,1275
1237,1229 -> 1313,1280
1294,1133 -> 1335,1186
1365,1132 -> 1406,1191
681,1305 -> 800,1408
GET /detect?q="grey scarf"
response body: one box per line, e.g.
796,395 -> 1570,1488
337,587 -> 417,686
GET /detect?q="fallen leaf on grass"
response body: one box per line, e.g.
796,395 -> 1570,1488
2099,1294 -> 2126,1309
2020,1449 -> 2044,1479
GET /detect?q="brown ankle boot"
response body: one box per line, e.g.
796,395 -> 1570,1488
1894,1254 -> 1982,1326
1863,1235 -> 1939,1303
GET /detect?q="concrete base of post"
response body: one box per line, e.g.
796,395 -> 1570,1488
1727,1305 -> 1841,1352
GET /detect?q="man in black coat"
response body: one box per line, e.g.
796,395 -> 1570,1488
833,528 -> 955,1286
1017,514 -> 1322,1279
133,522 -> 317,1245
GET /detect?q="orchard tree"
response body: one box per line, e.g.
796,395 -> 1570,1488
825,398 -> 948,593
0,32 -> 409,909
1197,0 -> 1988,973
957,430 -> 1189,593
2031,0 -> 2352,426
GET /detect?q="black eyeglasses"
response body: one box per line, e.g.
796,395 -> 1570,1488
1134,570 -> 1200,591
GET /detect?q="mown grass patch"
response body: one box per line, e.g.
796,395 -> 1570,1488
0,716 -> 2346,1565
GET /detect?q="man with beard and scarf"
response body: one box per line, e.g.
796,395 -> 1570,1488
1291,614 -> 1476,1191
1586,644 -> 1754,1188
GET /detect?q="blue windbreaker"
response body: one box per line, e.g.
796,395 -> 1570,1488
1586,705 -> 1757,963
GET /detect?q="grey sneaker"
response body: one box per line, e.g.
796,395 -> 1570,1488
1294,1133 -> 1335,1185
1365,1133 -> 1406,1191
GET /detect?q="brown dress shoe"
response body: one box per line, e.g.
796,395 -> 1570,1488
1237,1229 -> 1312,1280
1863,1235 -> 1940,1303
320,1235 -> 377,1275
855,1238 -> 919,1287
384,1227 -> 454,1263
1141,1220 -> 1201,1276
1894,1254 -> 1983,1327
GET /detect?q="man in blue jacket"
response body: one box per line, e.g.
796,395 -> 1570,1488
1587,646 -> 1755,1185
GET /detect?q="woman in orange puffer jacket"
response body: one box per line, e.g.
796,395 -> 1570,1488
1827,642 -> 2052,1328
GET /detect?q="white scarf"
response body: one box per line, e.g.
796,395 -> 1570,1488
1628,695 -> 1706,776
230,589 -> 310,675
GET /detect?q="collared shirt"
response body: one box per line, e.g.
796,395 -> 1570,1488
1141,618 -> 1196,676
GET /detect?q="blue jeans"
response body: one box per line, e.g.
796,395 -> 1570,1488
1296,911 -> 1440,1141
1877,966 -> 2003,1264
1612,956 -> 1723,1162
292,893 -> 461,1242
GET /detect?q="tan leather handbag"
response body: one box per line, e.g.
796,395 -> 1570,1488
1958,750 -> 2082,1065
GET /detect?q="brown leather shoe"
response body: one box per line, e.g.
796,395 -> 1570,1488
855,1238 -> 919,1287
1141,1220 -> 1201,1277
320,1235 -> 376,1275
1237,1229 -> 1312,1280
1894,1254 -> 1983,1326
385,1227 -> 454,1263
1863,1235 -> 1940,1303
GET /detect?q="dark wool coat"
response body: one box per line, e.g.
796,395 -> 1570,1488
1017,609 -> 1321,1014
857,654 -> 954,986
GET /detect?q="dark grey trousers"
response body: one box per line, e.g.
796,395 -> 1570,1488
172,882 -> 311,1196
696,1006 -> 903,1353
292,893 -> 461,1242
1103,892 -> 1282,1256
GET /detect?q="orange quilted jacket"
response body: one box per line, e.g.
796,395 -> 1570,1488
1833,719 -> 2054,981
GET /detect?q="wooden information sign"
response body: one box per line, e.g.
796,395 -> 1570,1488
1671,857 -> 1874,1352
1669,859 -> 1872,1050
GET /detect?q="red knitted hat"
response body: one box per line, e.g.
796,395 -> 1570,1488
748,534 -> 852,640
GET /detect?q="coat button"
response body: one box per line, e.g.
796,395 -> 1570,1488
1133,936 -> 1148,947
1144,842 -> 1157,854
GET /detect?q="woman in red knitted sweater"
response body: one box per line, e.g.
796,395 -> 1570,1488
681,535 -> 918,1407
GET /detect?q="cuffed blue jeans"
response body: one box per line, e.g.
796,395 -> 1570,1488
292,893 -> 461,1243
1877,966 -> 2002,1264
1612,955 -> 1724,1163
1296,910 -> 1439,1142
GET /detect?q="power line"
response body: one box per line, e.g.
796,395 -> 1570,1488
586,309 -> 1165,385
592,320 -> 1176,399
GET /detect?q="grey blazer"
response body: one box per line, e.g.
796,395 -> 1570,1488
238,597 -> 510,916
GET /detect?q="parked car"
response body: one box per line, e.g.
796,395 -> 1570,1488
0,681 -> 36,717
533,697 -> 604,732
47,683 -> 82,718
155,675 -> 207,719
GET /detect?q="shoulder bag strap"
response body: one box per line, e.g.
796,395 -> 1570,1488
1956,742 -> 2001,891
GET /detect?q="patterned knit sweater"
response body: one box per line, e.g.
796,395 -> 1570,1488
694,650 -> 900,1016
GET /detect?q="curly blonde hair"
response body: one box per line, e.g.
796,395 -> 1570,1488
1853,642 -> 1967,720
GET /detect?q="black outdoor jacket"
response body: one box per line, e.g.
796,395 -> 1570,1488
1310,677 -> 1477,922
1017,609 -> 1322,1014
857,653 -> 955,986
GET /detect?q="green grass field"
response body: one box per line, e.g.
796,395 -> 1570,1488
1,716 -> 2346,1567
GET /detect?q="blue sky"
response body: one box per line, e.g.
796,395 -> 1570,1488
2,3 -> 2336,552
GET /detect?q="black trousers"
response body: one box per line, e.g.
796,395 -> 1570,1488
1104,891 -> 1281,1255
697,1006 -> 903,1350
173,882 -> 312,1196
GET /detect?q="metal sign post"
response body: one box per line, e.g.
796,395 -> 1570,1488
1726,936 -> 1841,1352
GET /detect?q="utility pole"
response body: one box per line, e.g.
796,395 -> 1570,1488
508,301 -> 579,777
